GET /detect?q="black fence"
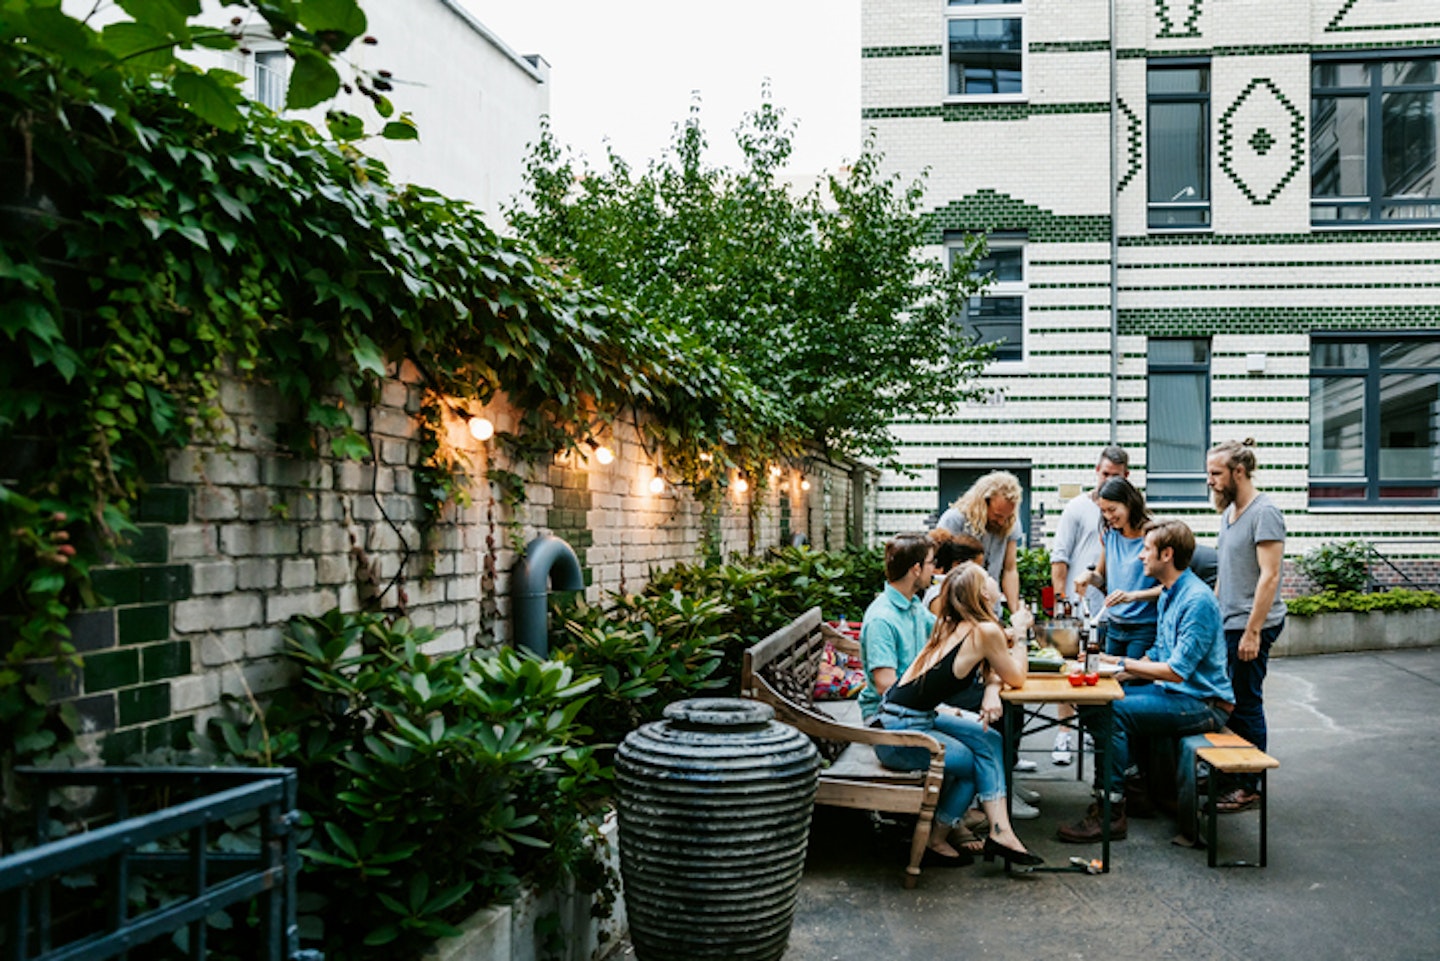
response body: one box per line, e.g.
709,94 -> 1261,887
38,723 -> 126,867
1,767 -> 316,961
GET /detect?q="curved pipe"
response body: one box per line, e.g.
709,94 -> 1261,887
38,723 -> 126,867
512,534 -> 585,656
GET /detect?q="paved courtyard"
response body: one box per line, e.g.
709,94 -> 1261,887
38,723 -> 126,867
783,646 -> 1440,961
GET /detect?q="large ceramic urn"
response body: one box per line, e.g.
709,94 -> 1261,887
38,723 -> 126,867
615,697 -> 819,961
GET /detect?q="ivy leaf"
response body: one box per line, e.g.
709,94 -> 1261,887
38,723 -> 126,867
330,431 -> 371,460
18,7 -> 110,73
117,0 -> 201,37
172,70 -> 241,131
100,22 -> 177,71
286,51 -> 340,109
351,335 -> 386,378
297,0 -> 367,40
325,111 -> 364,142
381,120 -> 418,142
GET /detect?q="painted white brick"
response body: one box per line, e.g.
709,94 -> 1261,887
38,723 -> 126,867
176,596 -> 263,634
170,525 -> 217,560
192,561 -> 238,596
236,558 -> 278,591
265,589 -> 338,624
281,558 -> 317,590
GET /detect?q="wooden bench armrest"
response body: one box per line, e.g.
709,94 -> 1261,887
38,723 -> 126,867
749,675 -> 944,760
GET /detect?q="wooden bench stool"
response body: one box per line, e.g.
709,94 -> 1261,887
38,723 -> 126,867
1191,733 -> 1279,868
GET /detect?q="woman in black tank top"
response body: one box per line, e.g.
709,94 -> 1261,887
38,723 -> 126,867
877,564 -> 1042,867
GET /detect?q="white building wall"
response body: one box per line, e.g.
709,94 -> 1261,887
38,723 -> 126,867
864,0 -> 1440,587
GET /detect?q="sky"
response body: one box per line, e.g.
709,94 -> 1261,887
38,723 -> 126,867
460,1 -> 862,177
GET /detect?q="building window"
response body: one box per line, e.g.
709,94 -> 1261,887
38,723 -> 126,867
1148,60 -> 1211,229
254,49 -> 288,111
946,0 -> 1023,98
1310,334 -> 1440,504
952,234 -> 1025,364
1312,55 -> 1440,224
1147,338 -> 1211,502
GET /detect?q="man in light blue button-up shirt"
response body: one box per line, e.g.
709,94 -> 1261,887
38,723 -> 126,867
1059,519 -> 1234,845
857,532 -> 937,722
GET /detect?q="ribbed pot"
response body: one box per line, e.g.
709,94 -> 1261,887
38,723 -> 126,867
616,697 -> 819,961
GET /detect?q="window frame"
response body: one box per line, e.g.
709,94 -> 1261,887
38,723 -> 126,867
943,0 -> 1026,103
950,232 -> 1028,369
1146,337 -> 1212,505
1310,49 -> 1440,226
1309,332 -> 1440,506
1147,57 -> 1212,231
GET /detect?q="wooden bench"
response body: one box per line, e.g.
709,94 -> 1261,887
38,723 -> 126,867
741,607 -> 945,888
1181,731 -> 1279,867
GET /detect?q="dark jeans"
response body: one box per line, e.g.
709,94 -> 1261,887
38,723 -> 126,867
1225,620 -> 1284,789
1105,619 -> 1157,659
1083,687 -> 1229,797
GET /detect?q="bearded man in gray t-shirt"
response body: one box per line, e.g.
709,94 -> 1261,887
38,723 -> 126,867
1207,439 -> 1287,812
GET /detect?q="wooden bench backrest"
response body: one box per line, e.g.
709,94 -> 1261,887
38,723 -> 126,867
742,606 -> 826,696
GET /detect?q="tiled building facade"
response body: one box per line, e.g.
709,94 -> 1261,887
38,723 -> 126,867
863,0 -> 1440,590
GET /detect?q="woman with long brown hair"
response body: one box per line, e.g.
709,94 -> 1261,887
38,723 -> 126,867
875,563 -> 1043,867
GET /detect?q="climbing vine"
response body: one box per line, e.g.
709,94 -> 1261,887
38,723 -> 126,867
0,4 -> 785,772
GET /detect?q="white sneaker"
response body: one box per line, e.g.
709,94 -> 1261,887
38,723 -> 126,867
1013,758 -> 1038,773
1015,784 -> 1041,804
1010,795 -> 1040,820
1052,730 -> 1074,766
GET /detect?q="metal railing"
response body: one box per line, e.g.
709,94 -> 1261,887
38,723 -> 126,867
1,767 -> 316,961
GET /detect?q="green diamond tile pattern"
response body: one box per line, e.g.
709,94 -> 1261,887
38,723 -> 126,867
1219,77 -> 1306,205
1250,128 -> 1275,154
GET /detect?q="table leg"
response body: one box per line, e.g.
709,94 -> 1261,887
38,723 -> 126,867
1097,705 -> 1112,873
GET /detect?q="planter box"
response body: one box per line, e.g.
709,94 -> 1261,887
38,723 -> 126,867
423,811 -> 626,961
1276,608 -> 1440,657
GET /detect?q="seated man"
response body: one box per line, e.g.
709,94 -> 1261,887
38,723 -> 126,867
858,532 -> 937,726
1058,518 -> 1235,843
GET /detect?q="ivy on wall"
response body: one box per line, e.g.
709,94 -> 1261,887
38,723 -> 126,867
0,2 -> 781,774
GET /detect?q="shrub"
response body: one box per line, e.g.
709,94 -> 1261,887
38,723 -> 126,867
204,610 -> 607,960
1286,587 -> 1440,616
1016,546 -> 1052,607
1296,540 -> 1372,594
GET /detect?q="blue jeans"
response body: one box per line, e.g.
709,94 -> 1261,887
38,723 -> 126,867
1085,686 -> 1228,797
1105,619 -> 1156,659
875,703 -> 1006,827
1225,620 -> 1284,788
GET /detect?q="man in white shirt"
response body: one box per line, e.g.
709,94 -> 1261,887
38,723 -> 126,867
1047,446 -> 1129,764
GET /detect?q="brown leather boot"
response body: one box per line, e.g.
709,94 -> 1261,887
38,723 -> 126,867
1057,799 -> 1128,843
1124,778 -> 1157,819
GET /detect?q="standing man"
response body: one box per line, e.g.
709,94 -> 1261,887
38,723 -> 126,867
1207,439 -> 1287,813
938,471 -> 1025,615
858,532 -> 938,724
1049,446 -> 1130,763
1057,519 -> 1234,843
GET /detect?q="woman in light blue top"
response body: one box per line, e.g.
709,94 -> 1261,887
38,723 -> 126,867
1073,477 -> 1161,660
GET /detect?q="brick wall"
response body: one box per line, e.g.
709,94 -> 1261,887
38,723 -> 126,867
55,367 -> 867,761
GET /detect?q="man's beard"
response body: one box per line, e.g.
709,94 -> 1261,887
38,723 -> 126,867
1211,482 -> 1236,511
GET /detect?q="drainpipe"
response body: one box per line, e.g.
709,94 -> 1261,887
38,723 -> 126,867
1108,0 -> 1120,444
512,534 -> 584,656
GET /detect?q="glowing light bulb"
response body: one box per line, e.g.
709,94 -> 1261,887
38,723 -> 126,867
595,445 -> 615,465
698,451 -> 713,463
769,465 -> 782,479
734,477 -> 749,493
649,474 -> 665,494
800,479 -> 811,491
468,416 -> 495,441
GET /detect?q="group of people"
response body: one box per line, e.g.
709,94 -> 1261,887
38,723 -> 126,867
857,440 -> 1286,866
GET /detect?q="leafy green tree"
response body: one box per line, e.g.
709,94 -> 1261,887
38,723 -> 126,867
509,93 -> 996,466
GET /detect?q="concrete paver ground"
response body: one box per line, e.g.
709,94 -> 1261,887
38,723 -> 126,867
781,647 -> 1440,961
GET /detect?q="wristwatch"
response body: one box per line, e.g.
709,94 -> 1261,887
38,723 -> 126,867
1118,657 -> 1127,674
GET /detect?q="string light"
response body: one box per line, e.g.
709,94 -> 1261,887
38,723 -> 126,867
769,465 -> 782,479
595,445 -> 615,465
734,476 -> 749,494
800,478 -> 811,491
468,416 -> 495,441
649,472 -> 665,494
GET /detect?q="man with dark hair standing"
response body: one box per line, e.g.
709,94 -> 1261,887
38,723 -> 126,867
1058,519 -> 1234,844
1207,439 -> 1286,813
858,532 -> 938,724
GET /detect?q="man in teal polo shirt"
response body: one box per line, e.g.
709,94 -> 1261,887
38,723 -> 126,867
858,532 -> 937,723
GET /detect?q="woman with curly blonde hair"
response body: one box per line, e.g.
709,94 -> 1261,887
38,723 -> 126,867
937,470 -> 1025,613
